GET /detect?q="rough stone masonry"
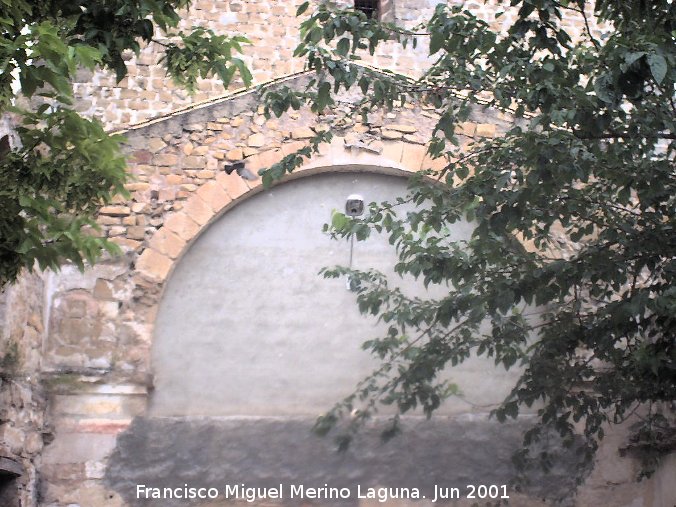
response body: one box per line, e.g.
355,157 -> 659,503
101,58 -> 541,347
1,2 -> 675,507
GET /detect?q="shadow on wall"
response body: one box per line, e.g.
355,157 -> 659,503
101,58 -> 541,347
0,457 -> 23,507
105,416 -> 586,507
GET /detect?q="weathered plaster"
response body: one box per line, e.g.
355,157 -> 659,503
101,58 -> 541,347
105,416 -> 584,507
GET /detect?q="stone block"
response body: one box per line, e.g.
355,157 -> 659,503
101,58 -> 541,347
403,134 -> 425,144
280,140 -> 306,157
135,248 -> 172,281
195,180 -> 232,213
110,237 -> 142,253
153,153 -> 178,166
227,148 -> 244,161
93,279 -> 114,301
216,172 -> 250,200
291,127 -> 315,139
147,138 -> 167,153
382,141 -> 404,163
183,156 -> 205,169
126,226 -> 146,241
99,206 -> 130,217
182,195 -> 213,226
132,150 -> 152,164
124,182 -> 150,191
109,226 -> 126,236
246,149 -> 283,174
475,123 -> 496,137
131,202 -> 147,213
158,188 -> 176,202
387,123 -> 417,133
382,129 -> 403,140
165,174 -> 183,185
422,152 -> 449,173
455,122 -> 476,136
208,158 -> 221,172
149,228 -> 186,260
163,213 -> 200,241
401,143 -> 427,171
196,170 -> 215,179
247,133 -> 267,147
0,424 -> 24,454
24,430 -> 43,454
97,215 -> 120,225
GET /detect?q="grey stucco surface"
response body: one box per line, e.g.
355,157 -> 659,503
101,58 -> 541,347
108,172 -> 584,507
105,415 -> 582,507
151,172 -> 521,417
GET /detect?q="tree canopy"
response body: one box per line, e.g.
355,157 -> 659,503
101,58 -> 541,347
0,0 -> 251,286
256,0 -> 676,486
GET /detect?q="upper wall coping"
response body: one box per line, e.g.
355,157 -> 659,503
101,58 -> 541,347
112,63 -> 523,138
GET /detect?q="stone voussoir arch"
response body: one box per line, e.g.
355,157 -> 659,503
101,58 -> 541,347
91,74 -> 511,387
108,73 -> 509,297
134,137 -> 443,286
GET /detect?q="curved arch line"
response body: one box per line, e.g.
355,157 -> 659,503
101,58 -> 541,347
136,152 -> 431,287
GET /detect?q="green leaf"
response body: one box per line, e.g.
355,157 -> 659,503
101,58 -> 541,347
593,73 -> 617,104
316,81 -> 331,110
358,75 -> 369,95
646,54 -> 667,84
296,1 -> 309,16
429,31 -> 445,55
331,211 -> 348,230
74,45 -> 102,69
337,37 -> 350,56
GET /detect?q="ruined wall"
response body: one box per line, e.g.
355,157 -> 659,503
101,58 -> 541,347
0,273 -> 50,507
36,79 -> 512,506
74,0 -> 604,129
1,1 -> 672,506
26,76 -> 673,506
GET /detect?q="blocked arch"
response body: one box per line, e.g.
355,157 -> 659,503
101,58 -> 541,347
149,169 -> 431,416
136,153 -> 431,287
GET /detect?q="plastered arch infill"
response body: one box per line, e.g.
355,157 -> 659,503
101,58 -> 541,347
134,136 -> 445,286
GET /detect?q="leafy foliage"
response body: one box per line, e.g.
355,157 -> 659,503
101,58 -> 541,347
0,0 -> 251,286
160,28 -> 252,91
259,0 -> 676,486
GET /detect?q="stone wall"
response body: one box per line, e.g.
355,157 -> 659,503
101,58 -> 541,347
26,75 -> 674,506
0,272 -> 50,507
73,0 -> 605,129
2,1 -> 672,506
35,79 -> 498,506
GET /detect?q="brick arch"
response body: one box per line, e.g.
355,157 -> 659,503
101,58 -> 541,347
134,139 -> 432,285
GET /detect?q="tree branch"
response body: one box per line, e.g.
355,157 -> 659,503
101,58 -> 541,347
573,129 -> 676,140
